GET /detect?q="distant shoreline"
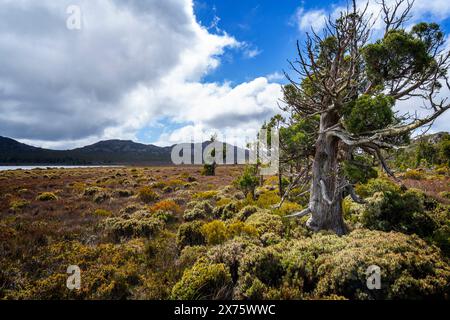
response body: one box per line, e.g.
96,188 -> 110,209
0,165 -> 125,171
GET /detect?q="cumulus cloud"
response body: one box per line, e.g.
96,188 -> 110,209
295,8 -> 328,32
0,0 -> 281,149
148,77 -> 282,146
266,72 -> 285,82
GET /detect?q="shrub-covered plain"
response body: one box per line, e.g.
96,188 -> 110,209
0,165 -> 448,300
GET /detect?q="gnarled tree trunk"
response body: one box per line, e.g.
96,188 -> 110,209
306,112 -> 347,235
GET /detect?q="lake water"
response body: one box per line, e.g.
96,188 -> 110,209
0,165 -> 124,171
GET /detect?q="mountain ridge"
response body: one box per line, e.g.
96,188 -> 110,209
0,136 -> 244,165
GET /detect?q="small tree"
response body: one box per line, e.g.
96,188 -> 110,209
266,113 -> 317,207
235,165 -> 260,200
202,134 -> 219,176
416,141 -> 437,167
284,0 -> 450,235
439,135 -> 450,166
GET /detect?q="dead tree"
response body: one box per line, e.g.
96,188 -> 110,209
284,0 -> 450,235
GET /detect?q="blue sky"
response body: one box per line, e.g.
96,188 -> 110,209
1,0 -> 449,149
138,0 -> 450,145
195,0 -> 301,84
195,0 -> 450,84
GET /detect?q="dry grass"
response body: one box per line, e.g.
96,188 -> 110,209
401,175 -> 450,204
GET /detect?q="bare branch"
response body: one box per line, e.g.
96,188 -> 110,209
285,207 -> 311,218
346,184 -> 366,204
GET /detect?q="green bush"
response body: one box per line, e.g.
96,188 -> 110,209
171,261 -> 233,300
255,190 -> 281,208
429,204 -> 450,257
162,186 -> 174,193
36,192 -> 58,201
213,201 -> 239,220
119,204 -> 142,215
192,200 -> 214,215
115,189 -> 134,198
183,208 -> 207,222
201,221 -> 229,245
404,169 -> 424,180
359,189 -> 437,238
234,229 -> 450,300
138,186 -> 160,204
227,221 -> 258,239
343,155 -> 378,184
9,199 -> 30,211
206,238 -> 261,282
239,246 -> 284,288
355,177 -> 401,198
192,191 -> 218,200
236,205 -> 259,221
178,246 -> 209,271
416,141 -> 438,167
439,191 -> 450,199
176,221 -> 206,249
201,164 -> 216,176
439,136 -> 450,165
94,209 -> 113,217
311,230 -> 450,299
246,211 -> 284,236
153,210 -> 175,223
183,201 -> 213,221
93,192 -> 109,204
234,165 -> 259,199
103,213 -> 164,241
9,241 -> 144,300
84,186 -> 103,196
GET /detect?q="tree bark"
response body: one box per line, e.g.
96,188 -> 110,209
306,112 -> 347,235
278,170 -> 284,197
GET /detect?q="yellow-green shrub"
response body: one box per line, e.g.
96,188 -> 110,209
227,221 -> 258,239
176,221 -> 206,249
9,199 -> 30,211
138,186 -> 160,204
201,220 -> 258,246
103,213 -> 164,241
246,211 -> 284,236
404,169 -> 424,180
171,261 -> 232,300
355,177 -> 401,198
192,190 -> 218,200
233,229 -> 450,300
83,186 -> 103,196
94,209 -> 113,217
213,201 -> 239,220
201,221 -> 228,245
256,190 -> 281,208
8,240 -> 144,300
36,192 -> 58,201
274,201 -> 302,216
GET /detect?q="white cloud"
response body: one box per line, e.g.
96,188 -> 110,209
296,0 -> 450,33
295,8 -> 328,32
129,76 -> 282,147
266,71 -> 285,82
0,0 -> 281,149
244,47 -> 262,58
239,41 -> 262,59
